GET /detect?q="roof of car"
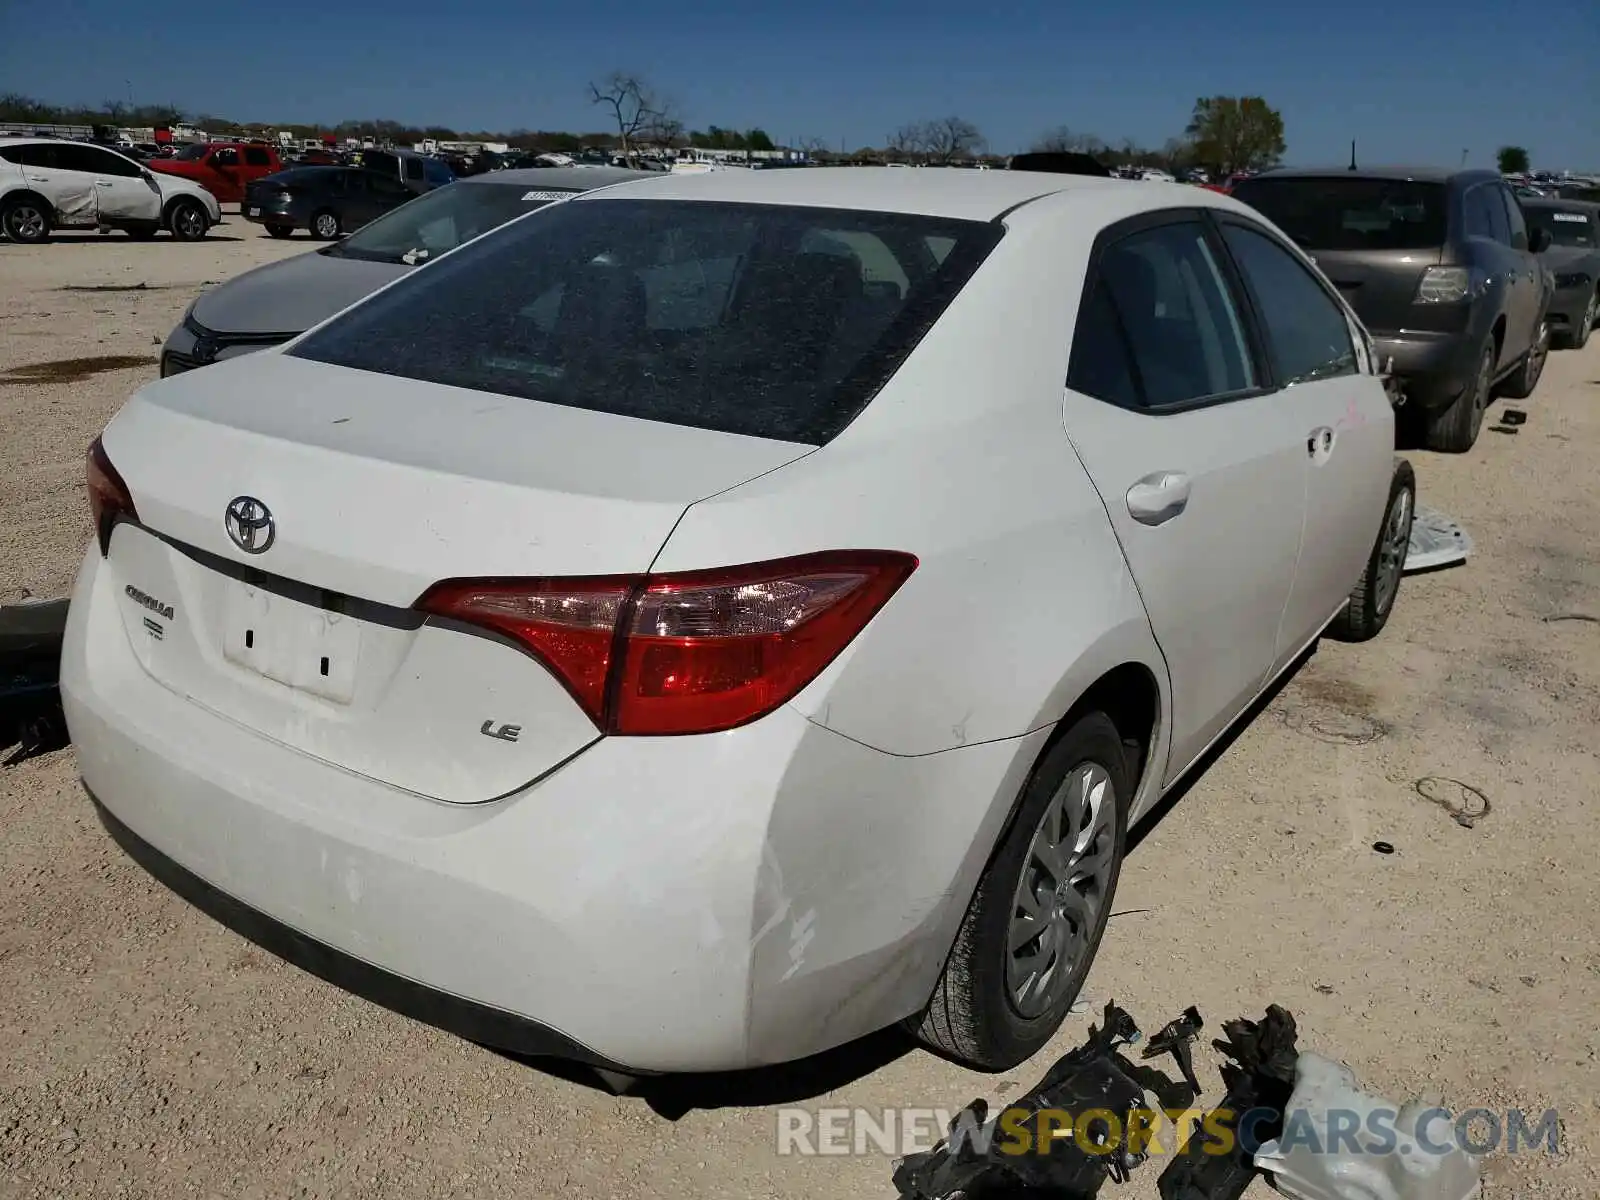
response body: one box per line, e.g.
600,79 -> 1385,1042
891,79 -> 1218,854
567,165 -> 1137,220
458,166 -> 657,190
1244,165 -> 1493,185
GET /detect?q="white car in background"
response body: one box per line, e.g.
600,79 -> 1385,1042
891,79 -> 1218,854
0,137 -> 222,243
64,168 -> 1411,1079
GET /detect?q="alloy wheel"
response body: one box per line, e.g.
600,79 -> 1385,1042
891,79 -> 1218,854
1006,761 -> 1117,1019
6,204 -> 45,241
174,204 -> 205,239
1373,485 -> 1413,617
315,213 -> 338,238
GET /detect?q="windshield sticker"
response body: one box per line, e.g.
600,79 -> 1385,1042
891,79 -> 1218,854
1551,212 -> 1589,223
522,190 -> 578,202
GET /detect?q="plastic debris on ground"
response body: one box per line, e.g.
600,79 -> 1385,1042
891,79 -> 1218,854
1253,1053 -> 1482,1200
891,1001 -> 1199,1200
1,596 -> 71,767
892,1001 -> 1483,1200
1404,507 -> 1472,574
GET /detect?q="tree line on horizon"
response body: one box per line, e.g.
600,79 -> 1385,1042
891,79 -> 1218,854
2,80 -> 1294,176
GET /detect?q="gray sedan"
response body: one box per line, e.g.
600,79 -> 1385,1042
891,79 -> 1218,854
160,166 -> 653,376
1520,198 -> 1600,350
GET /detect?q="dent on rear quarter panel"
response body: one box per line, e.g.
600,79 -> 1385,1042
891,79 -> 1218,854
651,208 -> 1167,759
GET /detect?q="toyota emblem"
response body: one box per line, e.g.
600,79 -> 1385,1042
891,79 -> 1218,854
224,496 -> 275,554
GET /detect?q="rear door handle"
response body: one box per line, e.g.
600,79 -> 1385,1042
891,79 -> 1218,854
96,180 -> 113,187
1126,471 -> 1191,526
26,174 -> 47,182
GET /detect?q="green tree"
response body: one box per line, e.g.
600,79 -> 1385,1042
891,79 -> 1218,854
1184,96 -> 1285,176
1497,145 -> 1530,174
746,128 -> 775,151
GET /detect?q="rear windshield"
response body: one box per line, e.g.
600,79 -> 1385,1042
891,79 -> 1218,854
1231,177 -> 1448,251
290,198 -> 1002,445
324,180 -> 576,266
1523,205 -> 1596,248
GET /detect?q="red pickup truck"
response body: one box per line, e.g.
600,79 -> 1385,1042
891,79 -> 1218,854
149,142 -> 283,207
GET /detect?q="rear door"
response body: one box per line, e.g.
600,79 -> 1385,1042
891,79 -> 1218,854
12,143 -> 98,225
1494,183 -> 1543,358
1062,210 -> 1308,784
1213,214 -> 1396,666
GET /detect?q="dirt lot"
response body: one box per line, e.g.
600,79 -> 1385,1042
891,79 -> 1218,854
2,226 -> 1598,1200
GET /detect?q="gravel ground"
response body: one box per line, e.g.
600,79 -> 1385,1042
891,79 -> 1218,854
2,226 -> 1598,1200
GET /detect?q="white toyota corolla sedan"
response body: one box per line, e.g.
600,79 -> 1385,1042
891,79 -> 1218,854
64,167 -> 1412,1078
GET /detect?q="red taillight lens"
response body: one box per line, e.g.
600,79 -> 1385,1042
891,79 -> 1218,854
416,551 -> 917,736
86,436 -> 137,555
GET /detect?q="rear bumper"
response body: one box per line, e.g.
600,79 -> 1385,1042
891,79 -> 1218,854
1370,330 -> 1477,411
61,543 -> 1040,1072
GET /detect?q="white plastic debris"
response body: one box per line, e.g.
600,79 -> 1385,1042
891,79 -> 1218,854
1404,507 -> 1472,574
1254,1053 -> 1482,1200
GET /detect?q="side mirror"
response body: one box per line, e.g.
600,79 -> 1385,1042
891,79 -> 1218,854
140,169 -> 154,184
1528,227 -> 1552,254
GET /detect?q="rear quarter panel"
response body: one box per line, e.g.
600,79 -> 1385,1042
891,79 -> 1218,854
653,196 -> 1171,774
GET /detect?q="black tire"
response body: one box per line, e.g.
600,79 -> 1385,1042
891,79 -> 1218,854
165,198 -> 208,242
265,224 -> 294,239
1,194 -> 52,244
907,712 -> 1130,1071
1326,459 -> 1416,644
1425,340 -> 1494,454
1496,319 -> 1549,400
1563,292 -> 1595,351
309,209 -> 341,240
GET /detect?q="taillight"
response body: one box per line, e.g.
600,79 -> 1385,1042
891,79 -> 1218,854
86,436 -> 137,555
416,550 -> 917,736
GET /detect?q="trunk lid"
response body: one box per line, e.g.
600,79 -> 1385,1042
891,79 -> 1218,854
98,352 -> 813,802
1303,246 -> 1447,334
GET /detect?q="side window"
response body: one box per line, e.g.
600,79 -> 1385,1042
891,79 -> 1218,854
1221,224 -> 1357,386
1091,221 -> 1256,407
404,157 -> 424,183
1497,186 -> 1528,249
212,147 -> 240,167
1066,279 -> 1141,408
10,143 -> 59,168
1462,187 -> 1494,239
243,147 -> 272,167
86,147 -> 142,178
369,174 -> 411,200
1484,187 -> 1511,245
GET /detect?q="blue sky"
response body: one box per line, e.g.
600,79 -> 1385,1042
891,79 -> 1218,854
3,0 -> 1596,168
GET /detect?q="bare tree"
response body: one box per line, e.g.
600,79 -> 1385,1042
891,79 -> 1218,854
588,73 -> 677,164
920,116 -> 985,165
886,122 -> 924,163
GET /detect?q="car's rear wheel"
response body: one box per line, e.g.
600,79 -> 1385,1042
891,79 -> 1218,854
310,209 -> 341,240
1564,292 -> 1595,350
908,711 -> 1129,1071
1425,340 -> 1494,454
166,198 -> 208,242
265,224 -> 294,239
1497,319 -> 1549,400
1327,459 -> 1415,643
2,195 -> 51,244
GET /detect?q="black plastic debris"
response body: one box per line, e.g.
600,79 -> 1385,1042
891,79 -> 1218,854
1156,1006 -> 1300,1200
1,597 -> 71,767
892,1001 -> 1190,1200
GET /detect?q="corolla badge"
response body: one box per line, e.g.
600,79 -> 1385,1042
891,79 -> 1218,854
224,496 -> 275,554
